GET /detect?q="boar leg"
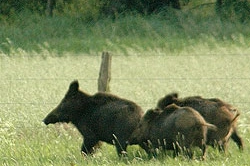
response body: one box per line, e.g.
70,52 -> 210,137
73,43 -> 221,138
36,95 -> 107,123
78,125 -> 100,155
172,141 -> 182,158
184,148 -> 193,159
214,139 -> 228,153
115,143 -> 128,157
112,134 -> 128,157
231,130 -> 244,151
81,137 -> 99,155
144,140 -> 159,158
173,147 -> 180,158
80,129 -> 99,155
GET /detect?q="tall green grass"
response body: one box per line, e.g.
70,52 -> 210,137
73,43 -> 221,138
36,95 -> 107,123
0,55 -> 250,165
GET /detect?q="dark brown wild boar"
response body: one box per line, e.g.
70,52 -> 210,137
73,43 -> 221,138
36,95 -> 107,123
43,80 -> 143,157
129,104 -> 216,159
157,92 -> 243,152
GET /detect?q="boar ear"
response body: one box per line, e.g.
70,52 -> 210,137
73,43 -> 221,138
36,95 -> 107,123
144,109 -> 161,121
69,80 -> 79,93
172,92 -> 178,99
167,92 -> 178,100
157,92 -> 179,109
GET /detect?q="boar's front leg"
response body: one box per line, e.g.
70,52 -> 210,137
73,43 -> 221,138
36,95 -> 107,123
141,141 -> 158,159
79,126 -> 100,155
81,137 -> 100,155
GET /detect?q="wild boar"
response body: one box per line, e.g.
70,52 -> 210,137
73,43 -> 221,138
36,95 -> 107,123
43,80 -> 144,157
129,104 -> 216,159
157,92 -> 243,151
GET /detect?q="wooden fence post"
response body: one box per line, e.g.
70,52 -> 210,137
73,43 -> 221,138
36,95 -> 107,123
98,52 -> 112,92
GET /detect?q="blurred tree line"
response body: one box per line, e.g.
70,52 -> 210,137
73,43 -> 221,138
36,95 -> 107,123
0,0 -> 249,22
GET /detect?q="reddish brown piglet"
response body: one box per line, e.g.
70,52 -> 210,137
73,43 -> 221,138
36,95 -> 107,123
157,92 -> 243,152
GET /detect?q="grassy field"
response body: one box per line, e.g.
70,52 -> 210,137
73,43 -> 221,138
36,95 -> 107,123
0,53 -> 250,165
0,2 -> 250,164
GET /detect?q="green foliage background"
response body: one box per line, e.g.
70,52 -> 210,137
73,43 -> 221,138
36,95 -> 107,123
0,7 -> 249,55
0,0 -> 249,55
1,0 -> 250,20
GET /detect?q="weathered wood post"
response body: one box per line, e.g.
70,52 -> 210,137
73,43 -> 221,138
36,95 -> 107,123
98,52 -> 112,92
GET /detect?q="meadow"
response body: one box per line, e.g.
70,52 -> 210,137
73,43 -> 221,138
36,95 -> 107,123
1,2 -> 250,165
0,53 -> 250,165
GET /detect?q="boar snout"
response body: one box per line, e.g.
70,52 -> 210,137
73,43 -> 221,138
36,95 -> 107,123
43,113 -> 59,125
43,108 -> 60,125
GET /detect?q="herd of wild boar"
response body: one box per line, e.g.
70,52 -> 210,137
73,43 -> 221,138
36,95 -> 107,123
43,80 -> 243,160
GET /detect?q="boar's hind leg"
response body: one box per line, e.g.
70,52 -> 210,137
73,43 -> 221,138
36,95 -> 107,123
173,142 -> 182,158
231,130 -> 244,151
112,134 -> 128,157
115,143 -> 128,157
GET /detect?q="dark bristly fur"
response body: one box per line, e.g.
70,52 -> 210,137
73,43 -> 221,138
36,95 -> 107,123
43,80 -> 144,157
129,104 -> 216,160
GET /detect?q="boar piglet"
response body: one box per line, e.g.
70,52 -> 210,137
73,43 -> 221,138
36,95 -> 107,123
129,104 -> 216,160
43,80 -> 144,157
157,93 -> 243,152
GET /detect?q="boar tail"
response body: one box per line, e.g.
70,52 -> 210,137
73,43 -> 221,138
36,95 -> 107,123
231,113 -> 240,124
204,123 -> 217,131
